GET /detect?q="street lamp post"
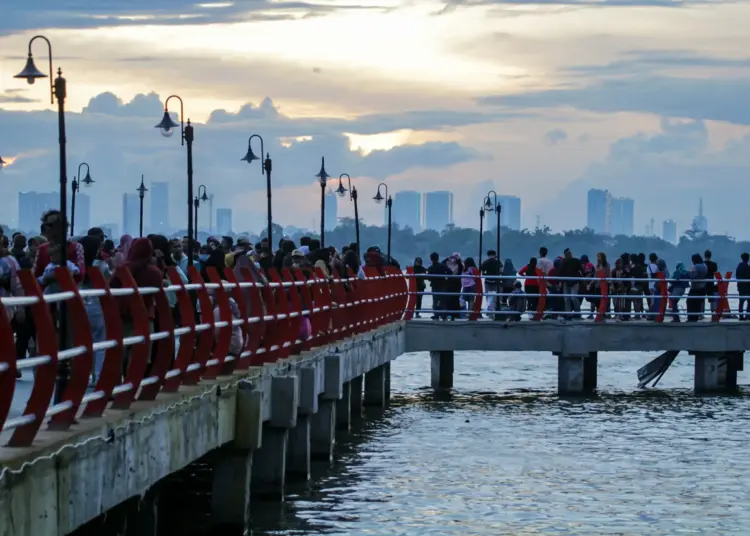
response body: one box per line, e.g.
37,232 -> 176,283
194,184 -> 208,243
154,95 -> 195,266
241,135 -> 273,247
137,175 -> 148,237
16,35 -> 71,403
335,173 -> 360,257
479,207 -> 485,265
70,162 -> 93,237
484,190 -> 502,259
373,183 -> 392,262
315,157 -> 330,248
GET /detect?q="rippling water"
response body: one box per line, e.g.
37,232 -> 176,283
242,351 -> 749,535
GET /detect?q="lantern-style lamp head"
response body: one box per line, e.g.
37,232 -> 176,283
137,176 -> 148,199
81,170 -> 94,187
14,54 -> 47,85
241,143 -> 259,163
336,179 -> 347,197
315,157 -> 330,186
373,188 -> 385,204
155,110 -> 180,138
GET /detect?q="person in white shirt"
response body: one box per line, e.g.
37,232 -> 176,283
537,247 -> 553,276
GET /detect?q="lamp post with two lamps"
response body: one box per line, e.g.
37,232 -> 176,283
373,183 -> 393,262
137,176 -> 148,237
335,173 -> 360,257
194,185 -> 208,243
241,135 -> 273,247
70,162 -> 93,237
316,157 -> 330,248
478,206 -> 485,265
154,95 -> 196,266
484,190 -> 501,259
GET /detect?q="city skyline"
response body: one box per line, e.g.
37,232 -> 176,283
1,3 -> 749,238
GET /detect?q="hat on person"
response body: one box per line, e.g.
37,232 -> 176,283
299,245 -> 310,255
292,249 -> 305,257
236,236 -> 251,248
87,227 -> 106,238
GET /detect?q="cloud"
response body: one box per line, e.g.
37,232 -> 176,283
0,89 -> 36,104
0,0 -> 390,34
480,75 -> 750,126
435,0 -> 723,13
535,118 -> 750,236
0,92 -> 484,231
544,128 -> 568,145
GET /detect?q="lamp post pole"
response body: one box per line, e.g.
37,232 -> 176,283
15,35 -> 71,403
137,175 -> 148,238
315,157 -> 330,248
155,95 -> 195,266
335,173 -> 360,257
484,190 -> 501,259
70,162 -> 93,237
479,207 -> 485,265
373,183 -> 392,261
194,184 -> 208,243
241,135 -> 273,247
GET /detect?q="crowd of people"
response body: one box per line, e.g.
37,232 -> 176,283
411,246 -> 747,323
0,210 -> 400,385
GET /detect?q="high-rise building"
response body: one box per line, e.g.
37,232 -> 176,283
423,191 -> 453,231
18,191 -> 58,233
663,219 -> 678,244
150,181 -> 170,234
122,193 -> 140,237
392,191 -> 421,231
74,193 -> 91,233
495,195 -> 522,231
216,208 -> 233,235
692,197 -> 708,233
587,189 -> 611,235
610,197 -> 634,236
325,189 -> 338,231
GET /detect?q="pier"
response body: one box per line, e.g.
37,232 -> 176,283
0,267 -> 748,535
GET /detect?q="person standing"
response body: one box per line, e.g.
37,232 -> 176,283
413,257 -> 427,318
427,252 -> 450,320
480,250 -> 502,314
560,248 -> 583,318
736,253 -> 750,321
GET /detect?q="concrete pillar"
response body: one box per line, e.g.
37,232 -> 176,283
364,365 -> 387,408
430,351 -> 454,390
336,381 -> 352,431
350,375 -> 364,419
211,450 -> 252,527
557,352 -> 597,396
695,352 -> 739,393
286,415 -> 311,481
310,400 -> 336,462
250,425 -> 288,501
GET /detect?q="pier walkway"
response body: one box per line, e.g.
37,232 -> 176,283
0,266 -> 748,535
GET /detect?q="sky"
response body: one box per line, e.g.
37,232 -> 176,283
1,0 -> 750,237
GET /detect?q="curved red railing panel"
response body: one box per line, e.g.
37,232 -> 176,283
268,269 -> 292,359
282,268 -> 304,352
259,271 -> 281,364
205,267 -> 232,377
314,267 -> 334,343
188,265 -> 215,381
535,273 -> 547,322
0,299 -> 16,431
294,268 -> 315,348
10,272 -> 58,447
596,270 -> 608,323
139,284 -> 175,400
346,268 -> 366,334
48,267 -> 94,428
469,273 -> 483,321
112,266 -> 151,410
236,267 -> 267,367
330,269 -> 349,336
656,272 -> 669,323
163,267 -> 196,391
82,268 -> 123,417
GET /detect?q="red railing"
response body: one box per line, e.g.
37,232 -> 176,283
0,265 -> 410,447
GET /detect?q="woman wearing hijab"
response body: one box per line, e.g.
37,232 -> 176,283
500,259 -> 516,306
114,234 -> 133,268
110,238 -> 163,379
444,253 -> 463,320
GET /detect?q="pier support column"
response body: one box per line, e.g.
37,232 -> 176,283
286,415 -> 311,481
211,383 -> 262,527
557,352 -> 597,396
251,375 -> 298,501
364,365 -> 387,408
430,351 -> 454,390
694,352 -> 740,393
336,381 -> 352,431
310,400 -> 336,462
350,375 -> 364,420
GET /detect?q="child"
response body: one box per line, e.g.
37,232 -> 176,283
39,244 -> 81,294
508,281 -> 527,322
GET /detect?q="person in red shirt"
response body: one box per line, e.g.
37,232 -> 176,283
518,257 -> 543,315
